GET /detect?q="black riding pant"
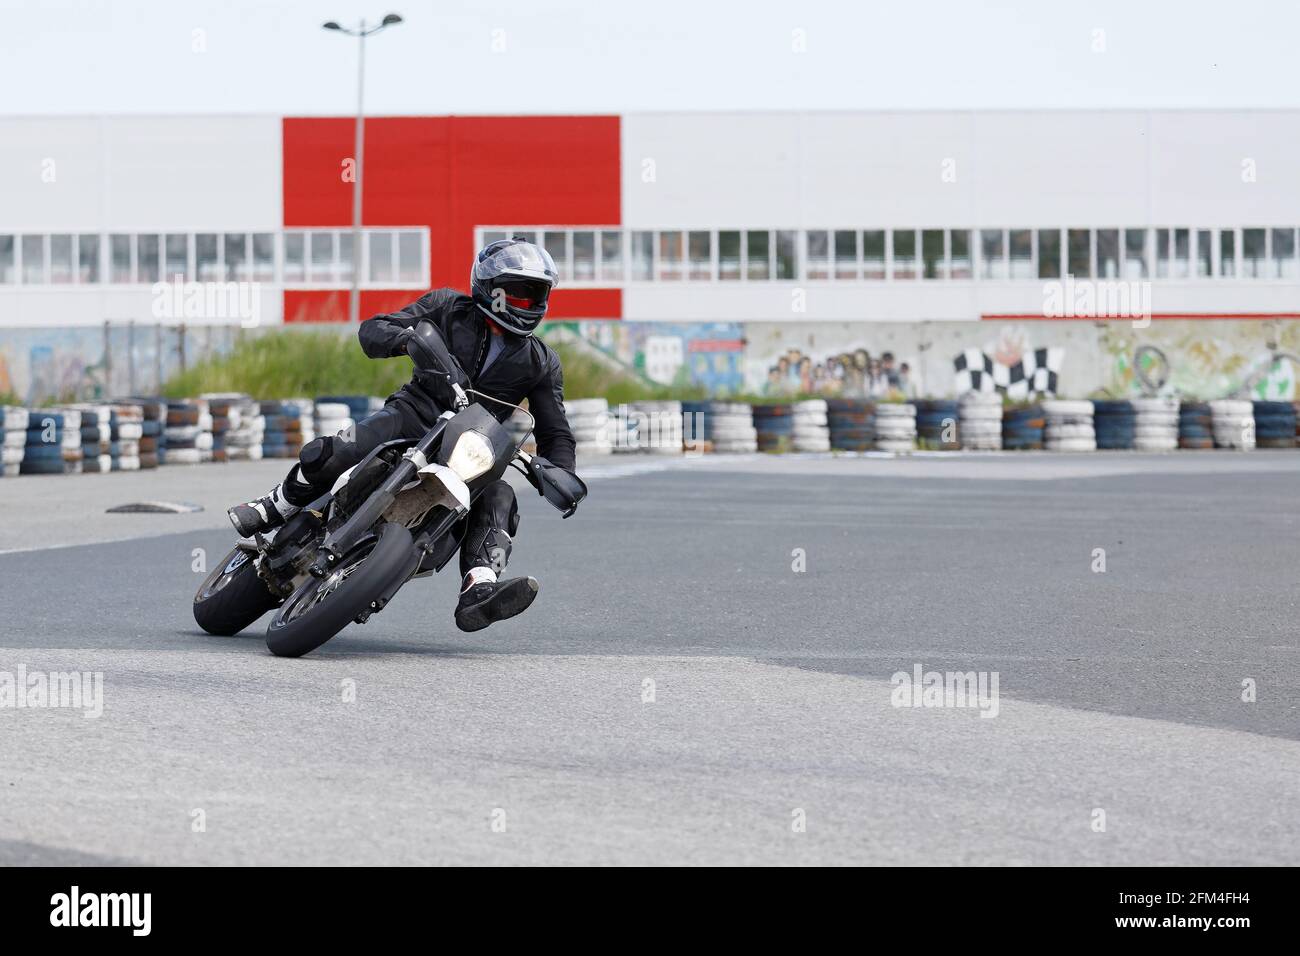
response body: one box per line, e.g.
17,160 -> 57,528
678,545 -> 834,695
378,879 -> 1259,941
288,403 -> 518,577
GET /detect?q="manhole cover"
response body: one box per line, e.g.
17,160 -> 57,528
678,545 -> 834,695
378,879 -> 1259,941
106,501 -> 204,514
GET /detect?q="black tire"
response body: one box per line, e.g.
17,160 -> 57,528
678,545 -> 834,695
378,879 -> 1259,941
193,547 -> 280,635
265,522 -> 416,658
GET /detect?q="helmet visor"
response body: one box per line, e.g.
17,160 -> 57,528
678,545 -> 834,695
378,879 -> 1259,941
478,241 -> 558,283
497,277 -> 551,311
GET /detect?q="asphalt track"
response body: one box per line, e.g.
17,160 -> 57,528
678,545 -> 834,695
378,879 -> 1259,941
1,451 -> 1298,865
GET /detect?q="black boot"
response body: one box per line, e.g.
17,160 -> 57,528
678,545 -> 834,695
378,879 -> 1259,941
455,576 -> 539,632
228,466 -> 314,537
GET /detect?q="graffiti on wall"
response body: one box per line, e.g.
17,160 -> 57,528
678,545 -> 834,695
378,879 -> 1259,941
952,325 -> 1065,398
560,321 -> 746,394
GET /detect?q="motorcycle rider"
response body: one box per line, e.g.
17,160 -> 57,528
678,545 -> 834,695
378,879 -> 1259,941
228,237 -> 577,632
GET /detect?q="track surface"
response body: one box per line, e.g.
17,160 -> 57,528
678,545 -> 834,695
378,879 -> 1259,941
2,452 -> 1298,865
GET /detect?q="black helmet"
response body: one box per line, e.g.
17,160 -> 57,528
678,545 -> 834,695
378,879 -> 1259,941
471,236 -> 559,336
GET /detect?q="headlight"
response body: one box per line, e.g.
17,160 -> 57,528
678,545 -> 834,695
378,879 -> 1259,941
447,431 -> 494,481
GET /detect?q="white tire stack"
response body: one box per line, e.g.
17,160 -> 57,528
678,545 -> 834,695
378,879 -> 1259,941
959,392 -> 1003,450
1132,396 -> 1180,452
791,399 -> 831,452
1042,400 -> 1096,451
314,402 -> 356,441
874,403 -> 917,453
1209,399 -> 1255,450
1,407 -> 28,476
75,405 -> 113,473
225,396 -> 265,461
702,402 -> 757,453
627,400 -> 684,455
566,398 -> 611,457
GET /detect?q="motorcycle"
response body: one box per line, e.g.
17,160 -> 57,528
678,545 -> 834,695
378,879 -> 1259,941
192,321 -> 588,658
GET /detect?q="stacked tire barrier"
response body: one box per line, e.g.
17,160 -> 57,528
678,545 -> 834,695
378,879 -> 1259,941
1,406 -> 29,476
314,401 -> 356,441
958,393 -> 1003,450
915,399 -> 961,451
261,399 -> 315,459
1178,402 -> 1213,449
112,404 -> 143,471
1209,399 -> 1254,450
791,399 -> 831,452
680,401 -> 756,453
22,411 -> 79,475
165,399 -> 213,465
565,398 -> 612,456
78,405 -> 113,473
215,396 -> 264,462
205,394 -> 244,463
1092,400 -> 1136,450
133,398 -> 166,468
1042,400 -> 1096,451
1252,400 -> 1297,449
1132,396 -> 1179,451
1002,405 -> 1045,450
625,400 -> 684,455
751,404 -> 793,453
827,399 -> 875,451
874,402 -> 917,453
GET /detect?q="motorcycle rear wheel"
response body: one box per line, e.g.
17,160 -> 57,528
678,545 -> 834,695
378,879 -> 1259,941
265,522 -> 416,658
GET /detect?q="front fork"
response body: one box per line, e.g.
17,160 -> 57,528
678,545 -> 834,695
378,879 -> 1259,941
309,417 -> 450,577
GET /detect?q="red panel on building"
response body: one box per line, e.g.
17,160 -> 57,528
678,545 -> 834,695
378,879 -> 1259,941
282,115 -> 621,323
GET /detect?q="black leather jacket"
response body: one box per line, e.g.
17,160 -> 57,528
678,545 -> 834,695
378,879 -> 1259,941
359,288 -> 577,471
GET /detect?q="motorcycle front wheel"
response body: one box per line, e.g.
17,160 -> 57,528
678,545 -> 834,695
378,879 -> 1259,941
265,522 -> 416,658
193,546 -> 280,636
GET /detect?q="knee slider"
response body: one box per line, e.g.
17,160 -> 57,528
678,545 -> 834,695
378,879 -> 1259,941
299,436 -> 333,481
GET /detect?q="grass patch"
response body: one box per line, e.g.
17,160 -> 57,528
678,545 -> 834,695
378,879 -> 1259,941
161,329 -> 691,405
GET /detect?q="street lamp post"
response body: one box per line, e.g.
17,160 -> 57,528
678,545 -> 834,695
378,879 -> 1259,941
323,13 -> 404,324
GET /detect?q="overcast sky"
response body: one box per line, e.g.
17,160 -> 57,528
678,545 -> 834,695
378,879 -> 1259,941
3,0 -> 1297,115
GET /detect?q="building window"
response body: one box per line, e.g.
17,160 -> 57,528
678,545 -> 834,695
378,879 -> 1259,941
109,234 -> 132,283
687,231 -> 712,280
863,230 -> 885,279
369,232 -> 393,282
283,233 -> 305,282
775,231 -> 797,279
572,231 -> 595,281
307,231 -> 333,282
78,234 -> 100,283
891,229 -> 917,279
1242,228 -> 1265,278
196,233 -> 220,281
600,230 -> 622,282
481,230 -> 507,247
338,232 -> 356,283
1067,229 -> 1090,278
949,230 -> 971,279
746,230 -> 770,280
543,230 -> 568,282
834,230 -> 857,280
1218,229 -> 1235,278
164,233 -> 188,281
980,229 -> 1006,279
50,234 -> 73,283
1097,229 -> 1120,278
1037,228 -> 1060,279
22,235 -> 44,283
631,231 -> 653,280
1124,229 -> 1148,279
0,235 -> 14,284
718,230 -> 741,280
1197,230 -> 1213,277
658,231 -> 683,281
805,230 -> 830,280
138,235 -> 160,283
921,229 -> 944,279
1009,229 -> 1032,279
1271,228 -> 1296,279
396,231 -> 422,284
222,234 -> 247,281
